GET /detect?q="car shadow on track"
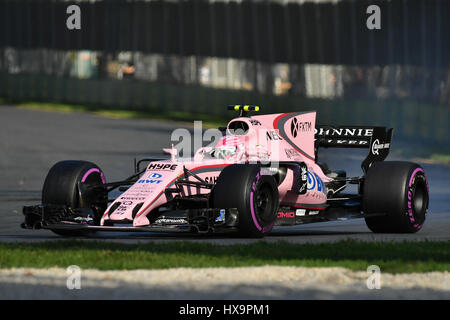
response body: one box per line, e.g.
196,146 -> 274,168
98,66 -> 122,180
0,227 -> 370,243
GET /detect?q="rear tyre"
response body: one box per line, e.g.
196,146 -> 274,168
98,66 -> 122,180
42,160 -> 107,236
212,164 -> 279,238
363,161 -> 429,233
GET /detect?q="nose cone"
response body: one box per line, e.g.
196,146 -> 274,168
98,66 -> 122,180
101,163 -> 183,226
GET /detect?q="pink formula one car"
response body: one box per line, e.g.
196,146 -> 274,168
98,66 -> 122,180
22,106 -> 429,237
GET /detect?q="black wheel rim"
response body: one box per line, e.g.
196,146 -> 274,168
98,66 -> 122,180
412,180 -> 428,225
81,171 -> 107,223
253,184 -> 274,224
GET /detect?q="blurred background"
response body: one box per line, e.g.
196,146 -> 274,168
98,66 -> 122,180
0,0 -> 449,153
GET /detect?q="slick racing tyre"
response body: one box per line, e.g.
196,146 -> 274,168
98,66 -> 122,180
212,164 -> 279,238
42,160 -> 107,236
363,161 -> 429,233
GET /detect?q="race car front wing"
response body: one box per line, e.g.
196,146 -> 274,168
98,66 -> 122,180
22,204 -> 239,234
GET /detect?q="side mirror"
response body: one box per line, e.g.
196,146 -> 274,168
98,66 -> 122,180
162,145 -> 178,161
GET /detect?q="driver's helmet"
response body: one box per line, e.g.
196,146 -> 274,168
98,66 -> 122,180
215,145 -> 237,159
213,135 -> 245,159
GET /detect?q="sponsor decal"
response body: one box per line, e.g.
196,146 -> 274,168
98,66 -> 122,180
306,171 -> 325,192
371,139 -> 390,155
298,164 -> 308,195
266,130 -> 283,141
406,170 -> 427,229
295,209 -> 306,216
301,167 -> 307,181
291,118 -> 312,137
115,205 -> 128,214
291,118 -> 298,137
121,190 -> 154,198
215,209 -> 226,222
322,139 -> 369,146
274,112 -> 316,161
307,171 -> 315,190
284,148 -> 299,159
315,127 -> 373,137
148,163 -> 178,171
155,218 -> 188,225
120,196 -> 146,201
204,176 -> 218,184
148,173 -> 163,179
277,211 -> 295,218
309,210 -> 319,215
138,179 -> 162,184
407,189 -> 414,223
249,119 -> 261,126
298,184 -> 306,194
138,172 -> 163,184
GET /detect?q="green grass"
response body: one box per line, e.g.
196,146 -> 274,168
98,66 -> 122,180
0,240 -> 449,274
10,101 -> 226,128
430,154 -> 450,166
390,141 -> 450,166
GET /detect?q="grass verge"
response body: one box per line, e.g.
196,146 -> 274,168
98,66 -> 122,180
9,100 -> 226,128
0,240 -> 449,274
430,154 -> 450,166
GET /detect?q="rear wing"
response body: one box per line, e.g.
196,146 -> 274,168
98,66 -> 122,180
315,125 -> 393,173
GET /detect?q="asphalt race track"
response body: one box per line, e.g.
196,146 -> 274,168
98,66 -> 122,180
1,106 -> 449,244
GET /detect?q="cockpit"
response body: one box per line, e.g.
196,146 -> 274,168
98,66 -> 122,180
203,145 -> 239,160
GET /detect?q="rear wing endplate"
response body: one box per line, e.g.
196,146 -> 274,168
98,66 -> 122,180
315,125 -> 393,173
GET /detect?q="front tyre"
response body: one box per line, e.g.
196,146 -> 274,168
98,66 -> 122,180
42,160 -> 107,236
363,161 -> 429,233
212,164 -> 279,238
